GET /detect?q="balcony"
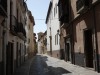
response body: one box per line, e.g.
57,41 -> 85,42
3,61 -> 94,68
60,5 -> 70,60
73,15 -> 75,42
17,22 -> 26,41
0,0 -> 7,17
49,36 -> 52,39
23,1 -> 27,12
58,0 -> 69,25
10,15 -> 17,35
34,33 -> 36,36
76,0 -> 90,14
92,0 -> 100,4
60,23 -> 69,29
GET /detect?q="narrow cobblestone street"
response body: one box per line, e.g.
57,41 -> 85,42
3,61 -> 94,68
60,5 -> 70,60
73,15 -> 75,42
14,54 -> 100,75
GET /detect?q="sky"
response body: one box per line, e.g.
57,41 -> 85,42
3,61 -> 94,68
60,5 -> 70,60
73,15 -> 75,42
26,0 -> 50,37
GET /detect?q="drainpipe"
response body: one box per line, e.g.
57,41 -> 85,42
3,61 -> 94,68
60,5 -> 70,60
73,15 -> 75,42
93,6 -> 100,72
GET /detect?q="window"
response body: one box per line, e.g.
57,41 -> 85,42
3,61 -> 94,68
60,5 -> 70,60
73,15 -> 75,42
0,0 -> 7,12
57,34 -> 58,45
56,3 -> 57,13
28,38 -> 30,43
24,18 -> 26,24
20,43 -> 21,50
17,9 -> 19,20
76,0 -> 89,14
10,1 -> 13,23
54,7 -> 55,17
54,4 -> 57,17
25,45 -> 26,54
51,11 -> 53,19
29,39 -> 30,43
28,24 -> 30,29
55,34 -> 59,45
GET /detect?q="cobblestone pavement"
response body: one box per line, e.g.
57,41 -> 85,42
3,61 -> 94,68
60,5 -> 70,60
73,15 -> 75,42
14,54 -> 100,75
14,58 -> 33,75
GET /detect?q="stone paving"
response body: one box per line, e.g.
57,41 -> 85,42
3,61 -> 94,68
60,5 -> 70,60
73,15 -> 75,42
14,54 -> 100,75
43,54 -> 100,75
14,58 -> 33,75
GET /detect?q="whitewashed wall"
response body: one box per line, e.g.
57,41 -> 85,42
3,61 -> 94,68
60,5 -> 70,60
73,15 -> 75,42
47,0 -> 60,52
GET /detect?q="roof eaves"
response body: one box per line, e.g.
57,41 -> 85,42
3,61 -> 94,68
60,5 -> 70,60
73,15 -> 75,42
45,2 -> 52,24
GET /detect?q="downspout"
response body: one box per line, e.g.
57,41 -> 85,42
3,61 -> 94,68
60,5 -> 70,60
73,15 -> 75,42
93,6 -> 100,72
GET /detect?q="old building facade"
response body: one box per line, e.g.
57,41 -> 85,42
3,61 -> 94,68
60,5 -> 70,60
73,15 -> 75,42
25,10 -> 35,58
0,0 -> 36,75
43,31 -> 47,54
58,0 -> 100,72
33,33 -> 37,55
0,0 -> 7,75
38,32 -> 44,54
37,31 -> 47,54
6,0 -> 27,75
46,0 -> 60,58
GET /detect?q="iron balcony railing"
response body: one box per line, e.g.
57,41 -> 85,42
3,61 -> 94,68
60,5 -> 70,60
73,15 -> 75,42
10,15 -> 18,35
76,0 -> 90,13
22,27 -> 26,38
34,33 -> 36,36
76,0 -> 84,11
58,0 -> 69,23
10,15 -> 26,40
17,22 -> 26,38
58,0 -> 69,27
0,0 -> 7,17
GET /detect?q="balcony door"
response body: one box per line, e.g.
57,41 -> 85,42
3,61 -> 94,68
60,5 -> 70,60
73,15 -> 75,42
6,42 -> 14,75
16,42 -> 18,67
65,38 -> 71,62
84,29 -> 93,68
